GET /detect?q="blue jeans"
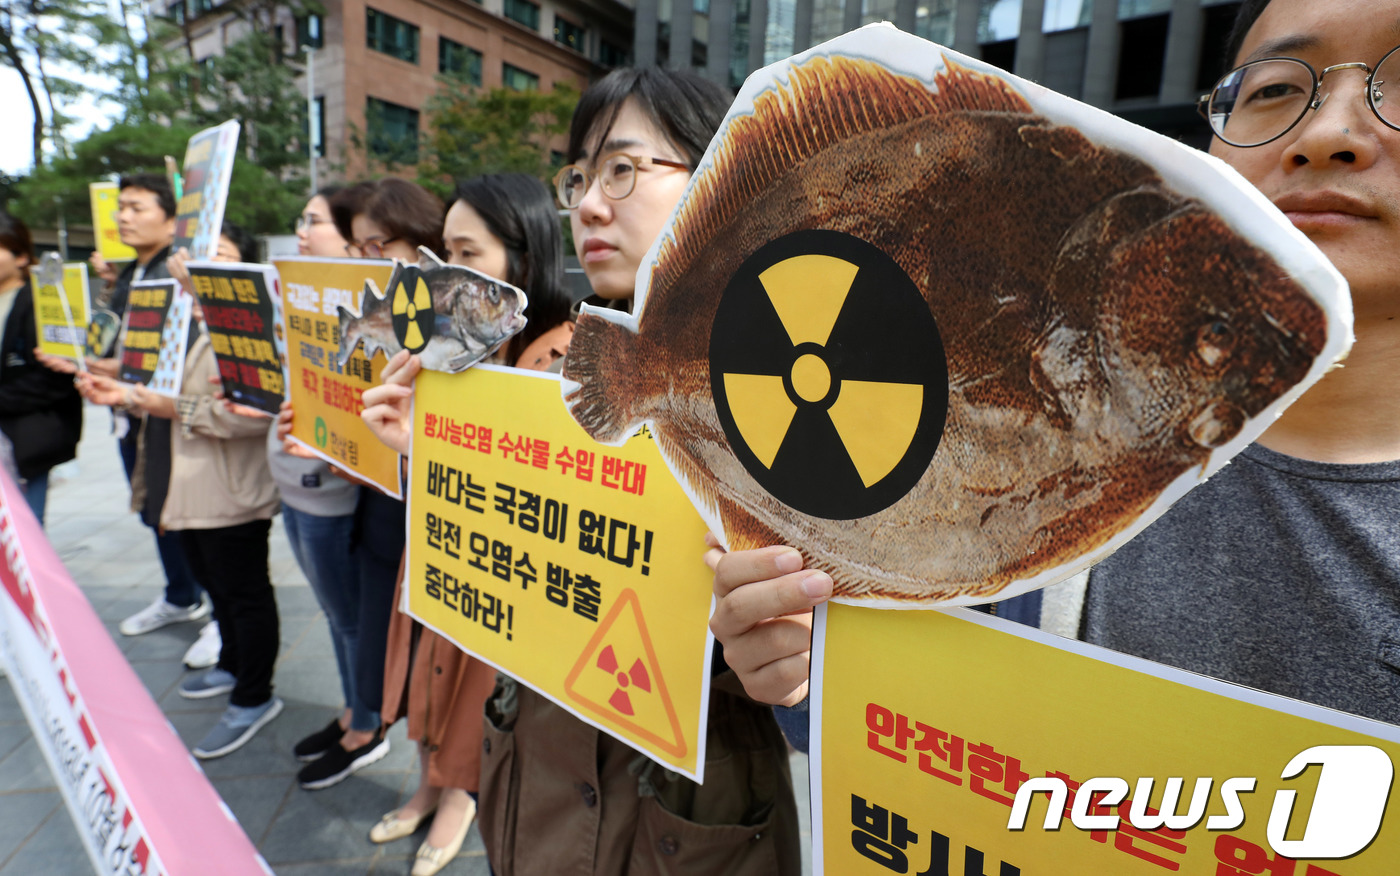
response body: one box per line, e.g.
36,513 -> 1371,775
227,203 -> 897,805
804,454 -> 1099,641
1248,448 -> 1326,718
282,503 -> 378,732
118,433 -> 202,609
20,471 -> 48,525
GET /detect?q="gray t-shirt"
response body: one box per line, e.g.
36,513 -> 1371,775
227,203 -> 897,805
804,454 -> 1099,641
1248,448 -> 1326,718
265,426 -> 357,516
1083,443 -> 1400,726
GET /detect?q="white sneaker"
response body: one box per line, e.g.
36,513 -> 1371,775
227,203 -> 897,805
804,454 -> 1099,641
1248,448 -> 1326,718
183,622 -> 221,669
118,595 -> 211,636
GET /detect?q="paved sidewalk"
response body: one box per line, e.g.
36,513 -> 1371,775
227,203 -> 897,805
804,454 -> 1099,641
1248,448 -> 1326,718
0,404 -> 812,875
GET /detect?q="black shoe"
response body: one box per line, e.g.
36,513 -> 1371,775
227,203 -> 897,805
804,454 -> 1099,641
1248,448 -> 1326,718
298,731 -> 390,790
293,718 -> 345,763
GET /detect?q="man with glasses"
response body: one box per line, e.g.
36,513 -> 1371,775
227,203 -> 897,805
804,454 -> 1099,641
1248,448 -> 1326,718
1080,0 -> 1400,727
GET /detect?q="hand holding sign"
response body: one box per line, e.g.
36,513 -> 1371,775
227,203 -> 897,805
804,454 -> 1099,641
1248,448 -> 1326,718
360,349 -> 421,456
707,539 -> 830,708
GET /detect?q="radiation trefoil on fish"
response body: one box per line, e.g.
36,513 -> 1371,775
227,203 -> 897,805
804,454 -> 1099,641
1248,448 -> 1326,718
560,23 -> 1353,608
337,247 -> 528,373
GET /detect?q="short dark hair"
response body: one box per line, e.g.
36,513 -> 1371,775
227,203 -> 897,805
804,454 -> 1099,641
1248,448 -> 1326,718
329,181 -> 377,243
219,220 -> 259,263
118,173 -> 177,219
0,212 -> 36,278
565,67 -> 733,168
364,178 -> 446,259
1225,0 -> 1272,68
452,173 -> 572,363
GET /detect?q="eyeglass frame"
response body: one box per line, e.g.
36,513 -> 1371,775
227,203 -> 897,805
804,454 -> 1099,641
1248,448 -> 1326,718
1196,43 -> 1400,148
553,152 -> 692,210
295,214 -> 333,232
345,236 -> 400,258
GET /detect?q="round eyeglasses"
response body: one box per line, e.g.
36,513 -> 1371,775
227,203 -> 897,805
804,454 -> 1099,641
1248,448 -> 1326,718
553,152 -> 691,210
346,237 -> 399,259
1198,44 -> 1400,147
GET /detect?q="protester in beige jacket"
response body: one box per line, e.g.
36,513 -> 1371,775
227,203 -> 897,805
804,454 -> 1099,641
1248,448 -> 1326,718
80,224 -> 285,760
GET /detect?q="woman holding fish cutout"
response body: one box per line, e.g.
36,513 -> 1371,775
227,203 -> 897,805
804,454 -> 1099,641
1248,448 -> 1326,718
253,187 -> 394,789
360,173 -> 575,875
282,180 -> 448,795
361,68 -> 802,876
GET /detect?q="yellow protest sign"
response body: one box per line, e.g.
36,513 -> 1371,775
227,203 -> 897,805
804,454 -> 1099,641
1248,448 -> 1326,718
33,264 -> 89,359
407,366 -> 714,779
812,604 -> 1400,875
273,256 -> 401,497
88,181 -> 137,263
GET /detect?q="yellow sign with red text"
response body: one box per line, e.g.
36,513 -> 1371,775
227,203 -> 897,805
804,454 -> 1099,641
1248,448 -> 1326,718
273,257 -> 401,497
407,366 -> 714,780
813,604 -> 1400,876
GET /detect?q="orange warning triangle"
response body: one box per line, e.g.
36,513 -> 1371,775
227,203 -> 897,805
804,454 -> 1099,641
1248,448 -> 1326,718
563,588 -> 687,759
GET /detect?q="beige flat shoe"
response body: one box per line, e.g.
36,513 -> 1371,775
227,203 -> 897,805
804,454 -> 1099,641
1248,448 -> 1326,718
411,797 -> 476,876
368,805 -> 436,844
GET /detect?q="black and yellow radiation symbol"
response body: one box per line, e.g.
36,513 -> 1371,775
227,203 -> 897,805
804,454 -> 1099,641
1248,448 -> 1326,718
709,230 -> 947,520
390,268 -> 434,353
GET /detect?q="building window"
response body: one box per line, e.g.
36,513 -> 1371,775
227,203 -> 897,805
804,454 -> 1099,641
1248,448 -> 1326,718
502,63 -> 539,91
503,0 -> 540,31
190,0 -> 214,16
439,37 -> 483,84
1115,12 -> 1168,100
167,1 -> 186,25
554,16 -> 585,51
366,8 -> 420,64
367,97 -> 419,163
297,13 -> 323,49
598,40 -> 627,68
306,96 -> 326,157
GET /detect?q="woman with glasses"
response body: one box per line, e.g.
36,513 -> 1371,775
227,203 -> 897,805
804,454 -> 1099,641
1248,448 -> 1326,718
361,173 -> 575,875
261,186 -> 392,789
287,179 -> 447,793
358,68 -> 801,876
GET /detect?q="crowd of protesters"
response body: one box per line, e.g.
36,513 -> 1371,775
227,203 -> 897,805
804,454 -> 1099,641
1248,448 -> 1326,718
3,0 -> 1400,871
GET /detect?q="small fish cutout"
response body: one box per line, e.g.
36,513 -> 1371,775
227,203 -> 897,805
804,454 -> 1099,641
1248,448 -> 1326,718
561,25 -> 1352,607
337,247 -> 528,373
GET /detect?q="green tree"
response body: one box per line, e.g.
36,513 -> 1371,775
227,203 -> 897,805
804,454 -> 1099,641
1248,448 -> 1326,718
14,2 -> 318,237
0,0 -> 113,163
414,78 -> 578,199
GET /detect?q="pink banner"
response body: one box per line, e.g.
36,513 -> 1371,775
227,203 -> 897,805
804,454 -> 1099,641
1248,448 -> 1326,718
0,468 -> 269,876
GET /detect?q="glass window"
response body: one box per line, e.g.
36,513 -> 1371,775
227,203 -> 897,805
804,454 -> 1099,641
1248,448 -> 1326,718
302,96 -> 327,157
296,13 -> 323,49
599,40 -> 628,67
366,8 -> 420,64
554,17 -> 585,51
1118,0 -> 1172,18
367,97 -> 419,163
439,37 -> 483,83
191,0 -> 214,16
914,0 -> 956,45
503,0 -> 541,31
763,0 -> 795,66
979,0 -> 1021,44
1043,0 -> 1091,32
502,63 -> 540,91
167,2 -> 186,25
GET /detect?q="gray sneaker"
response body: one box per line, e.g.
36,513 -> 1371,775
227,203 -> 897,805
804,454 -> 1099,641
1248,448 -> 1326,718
193,697 -> 284,759
178,668 -> 236,700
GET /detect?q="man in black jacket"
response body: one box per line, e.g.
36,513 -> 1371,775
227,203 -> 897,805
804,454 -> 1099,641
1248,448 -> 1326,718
38,173 -> 210,637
